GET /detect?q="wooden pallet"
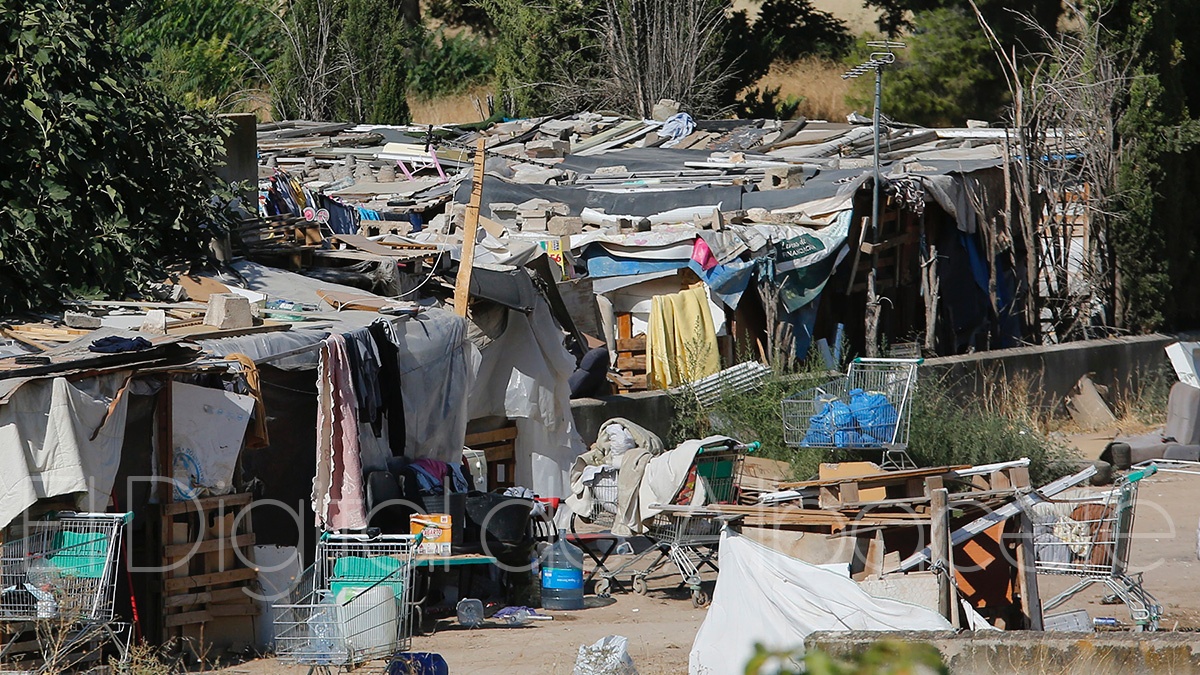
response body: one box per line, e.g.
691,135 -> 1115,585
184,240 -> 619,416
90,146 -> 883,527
161,493 -> 259,634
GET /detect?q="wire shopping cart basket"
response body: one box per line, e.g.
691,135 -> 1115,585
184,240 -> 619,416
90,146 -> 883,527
273,533 -> 419,673
604,438 -> 758,608
0,512 -> 133,671
782,357 -> 921,469
1032,464 -> 1161,630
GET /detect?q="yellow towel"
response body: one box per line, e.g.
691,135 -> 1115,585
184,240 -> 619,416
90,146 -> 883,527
646,285 -> 720,389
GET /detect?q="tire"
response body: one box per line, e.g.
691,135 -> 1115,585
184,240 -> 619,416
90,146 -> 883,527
691,589 -> 709,608
595,577 -> 612,597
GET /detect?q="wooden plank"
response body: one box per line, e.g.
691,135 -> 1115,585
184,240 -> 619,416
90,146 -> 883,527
168,321 -> 290,341
164,610 -> 212,628
164,587 -> 250,609
164,567 -> 258,593
616,354 -> 646,371
779,465 -> 970,490
464,426 -> 518,446
930,488 -> 955,624
453,138 -> 487,318
164,492 -> 253,516
1016,511 -> 1043,629
333,233 -> 422,258
164,533 -> 256,560
616,336 -> 646,352
860,230 -> 917,255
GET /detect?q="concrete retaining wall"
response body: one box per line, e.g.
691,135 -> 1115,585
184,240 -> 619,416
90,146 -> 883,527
919,332 -> 1193,410
569,332 -> 1193,445
807,630 -> 1200,674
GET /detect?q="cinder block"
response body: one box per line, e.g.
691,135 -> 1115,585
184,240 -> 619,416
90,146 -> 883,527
204,294 -> 254,330
525,139 -> 569,158
548,216 -> 583,236
64,311 -> 101,329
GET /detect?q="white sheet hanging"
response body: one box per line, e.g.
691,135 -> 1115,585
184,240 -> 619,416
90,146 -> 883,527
0,373 -> 131,528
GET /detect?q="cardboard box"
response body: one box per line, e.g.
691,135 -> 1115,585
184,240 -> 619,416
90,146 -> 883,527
410,514 -> 453,556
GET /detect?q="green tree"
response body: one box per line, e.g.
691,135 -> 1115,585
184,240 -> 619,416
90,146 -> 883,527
851,7 -> 1002,126
474,0 -> 603,116
1,0 -> 237,313
122,0 -> 281,112
1103,0 -> 1200,331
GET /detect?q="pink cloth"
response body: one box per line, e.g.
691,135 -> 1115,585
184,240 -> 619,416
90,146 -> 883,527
691,237 -> 718,271
313,334 -> 367,530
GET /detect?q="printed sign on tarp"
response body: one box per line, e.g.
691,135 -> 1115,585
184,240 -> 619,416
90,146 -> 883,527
773,211 -> 852,313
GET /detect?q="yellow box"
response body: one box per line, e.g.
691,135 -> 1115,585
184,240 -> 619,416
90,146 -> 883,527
410,513 -> 452,556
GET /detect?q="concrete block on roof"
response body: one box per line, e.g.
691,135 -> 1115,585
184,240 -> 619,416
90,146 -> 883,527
204,294 -> 254,330
548,216 -> 583,236
525,139 -> 569,158
489,202 -> 520,222
652,99 -> 680,121
140,309 -> 167,336
760,165 -> 807,190
519,211 -> 548,231
64,311 -> 101,329
539,119 -> 576,140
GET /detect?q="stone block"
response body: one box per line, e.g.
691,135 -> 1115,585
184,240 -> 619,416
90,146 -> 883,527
140,309 -> 167,336
525,139 -> 569,159
204,293 -> 254,330
64,311 -> 101,329
548,216 -> 583,236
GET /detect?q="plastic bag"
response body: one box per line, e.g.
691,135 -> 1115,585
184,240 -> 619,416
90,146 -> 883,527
574,635 -> 638,675
603,424 -> 637,457
849,388 -> 898,444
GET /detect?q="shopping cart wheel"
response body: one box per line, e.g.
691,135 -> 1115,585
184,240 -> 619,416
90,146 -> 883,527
632,575 -> 648,595
691,589 -> 709,608
595,577 -> 612,597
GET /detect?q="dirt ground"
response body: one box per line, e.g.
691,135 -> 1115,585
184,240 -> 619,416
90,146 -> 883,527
215,429 -> 1200,674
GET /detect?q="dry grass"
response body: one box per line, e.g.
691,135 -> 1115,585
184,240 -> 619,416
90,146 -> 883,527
749,57 -> 852,122
408,85 -> 495,125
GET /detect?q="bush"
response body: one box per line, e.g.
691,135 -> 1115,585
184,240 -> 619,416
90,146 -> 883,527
670,359 -> 1074,484
907,374 -> 1074,486
407,30 -> 495,100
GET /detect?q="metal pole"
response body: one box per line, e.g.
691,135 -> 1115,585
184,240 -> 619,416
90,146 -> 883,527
872,64 -> 882,247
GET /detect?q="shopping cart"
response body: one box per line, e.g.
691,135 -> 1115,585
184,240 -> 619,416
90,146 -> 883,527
569,467 -> 623,596
1033,464 -> 1161,630
782,357 -> 921,469
0,512 -> 133,672
273,533 -> 419,673
607,438 -> 758,607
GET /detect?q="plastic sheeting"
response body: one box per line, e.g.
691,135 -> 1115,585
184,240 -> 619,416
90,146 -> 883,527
467,296 -> 585,498
689,530 -> 951,674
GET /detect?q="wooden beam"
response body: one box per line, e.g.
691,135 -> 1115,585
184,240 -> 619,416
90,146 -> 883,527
931,487 -> 956,625
164,567 -> 258,594
164,587 -> 250,609
164,492 -> 253,516
1016,511 -> 1044,630
453,137 -> 487,317
163,533 -> 256,560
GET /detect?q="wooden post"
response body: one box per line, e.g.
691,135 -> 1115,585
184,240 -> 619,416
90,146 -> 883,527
930,487 -> 957,626
1016,511 -> 1044,630
453,137 -> 487,317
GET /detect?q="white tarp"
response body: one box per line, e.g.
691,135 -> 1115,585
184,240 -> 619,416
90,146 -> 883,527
468,296 -> 585,497
0,373 -> 131,528
689,530 -> 952,675
171,382 -> 255,500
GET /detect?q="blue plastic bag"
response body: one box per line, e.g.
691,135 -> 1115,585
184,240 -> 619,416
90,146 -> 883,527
849,388 -> 898,445
389,653 -> 449,675
802,400 -> 834,446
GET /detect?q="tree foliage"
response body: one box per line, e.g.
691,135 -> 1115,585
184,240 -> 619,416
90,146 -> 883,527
1,0 -> 236,314
1103,0 -> 1200,331
121,0 -> 280,112
850,7 -> 1002,126
270,0 -> 415,123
